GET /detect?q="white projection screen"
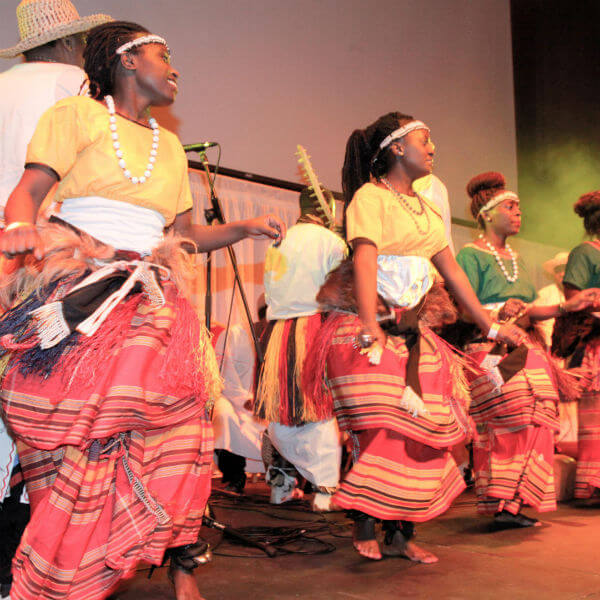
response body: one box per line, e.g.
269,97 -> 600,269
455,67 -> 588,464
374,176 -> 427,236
0,0 -> 517,221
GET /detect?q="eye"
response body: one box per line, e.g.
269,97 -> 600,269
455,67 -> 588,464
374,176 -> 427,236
163,53 -> 171,64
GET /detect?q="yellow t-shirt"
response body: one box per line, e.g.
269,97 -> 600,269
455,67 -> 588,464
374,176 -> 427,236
345,182 -> 447,259
26,96 -> 193,226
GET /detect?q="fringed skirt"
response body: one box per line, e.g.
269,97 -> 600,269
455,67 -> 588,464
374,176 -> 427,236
465,341 -> 560,513
255,313 -> 331,426
313,312 -> 472,522
0,224 -> 221,600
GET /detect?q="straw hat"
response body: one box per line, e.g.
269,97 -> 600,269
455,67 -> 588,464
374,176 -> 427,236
0,0 -> 112,58
543,252 -> 569,275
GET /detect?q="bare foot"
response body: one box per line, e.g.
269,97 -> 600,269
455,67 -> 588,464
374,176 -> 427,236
352,538 -> 382,560
382,531 -> 438,563
172,569 -> 205,600
402,540 -> 439,563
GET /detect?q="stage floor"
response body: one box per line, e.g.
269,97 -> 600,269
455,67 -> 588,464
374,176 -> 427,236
116,481 -> 600,600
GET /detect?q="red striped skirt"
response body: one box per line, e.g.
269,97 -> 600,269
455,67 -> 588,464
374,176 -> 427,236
325,313 -> 470,521
0,260 -> 219,599
333,428 -> 465,521
472,424 -> 556,515
466,342 -> 560,430
11,418 -> 213,600
573,340 -> 600,498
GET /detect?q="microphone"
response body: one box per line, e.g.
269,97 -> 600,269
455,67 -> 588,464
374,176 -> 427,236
183,141 -> 218,152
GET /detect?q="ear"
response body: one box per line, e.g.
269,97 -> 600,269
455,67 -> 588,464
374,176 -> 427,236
120,52 -> 137,72
391,142 -> 404,157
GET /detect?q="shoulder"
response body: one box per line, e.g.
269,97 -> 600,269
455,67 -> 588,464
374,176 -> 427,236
50,95 -> 103,116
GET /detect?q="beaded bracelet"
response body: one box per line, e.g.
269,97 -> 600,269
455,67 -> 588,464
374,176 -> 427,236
487,322 -> 501,340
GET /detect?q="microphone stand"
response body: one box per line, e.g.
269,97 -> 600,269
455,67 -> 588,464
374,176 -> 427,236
193,150 -> 264,365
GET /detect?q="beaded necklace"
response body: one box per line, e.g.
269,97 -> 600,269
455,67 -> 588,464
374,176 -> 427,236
105,95 -> 159,185
479,234 -> 519,283
380,177 -> 431,235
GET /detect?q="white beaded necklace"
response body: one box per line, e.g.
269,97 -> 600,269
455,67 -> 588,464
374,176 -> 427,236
380,177 -> 431,235
479,234 -> 519,283
105,95 -> 159,185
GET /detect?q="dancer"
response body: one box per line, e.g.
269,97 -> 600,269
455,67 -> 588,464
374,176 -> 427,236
0,21 -> 284,600
255,187 -> 347,509
456,172 -> 597,527
559,191 -> 600,501
303,112 -> 536,563
0,2 -> 112,597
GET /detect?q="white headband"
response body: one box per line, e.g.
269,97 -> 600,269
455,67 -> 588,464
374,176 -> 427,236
478,190 -> 519,216
379,120 -> 430,150
116,34 -> 169,55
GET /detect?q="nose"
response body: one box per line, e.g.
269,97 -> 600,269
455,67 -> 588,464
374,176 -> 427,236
170,68 -> 179,80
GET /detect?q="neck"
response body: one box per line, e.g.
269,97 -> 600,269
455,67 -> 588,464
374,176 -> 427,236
111,88 -> 152,123
482,229 -> 507,249
382,170 -> 415,196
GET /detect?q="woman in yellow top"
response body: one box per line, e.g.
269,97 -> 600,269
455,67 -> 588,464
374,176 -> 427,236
305,111 -> 560,563
0,21 -> 284,600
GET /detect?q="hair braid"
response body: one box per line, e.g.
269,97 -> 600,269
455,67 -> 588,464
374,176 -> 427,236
83,21 -> 148,99
341,112 -> 414,233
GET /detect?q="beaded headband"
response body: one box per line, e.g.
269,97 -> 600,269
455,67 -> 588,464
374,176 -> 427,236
116,34 -> 169,55
378,120 -> 430,150
477,190 -> 519,216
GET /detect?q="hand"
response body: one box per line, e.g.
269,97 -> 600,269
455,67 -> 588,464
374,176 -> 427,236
244,214 -> 287,244
563,288 -> 600,312
0,224 -> 44,260
358,320 -> 387,349
498,298 -> 527,321
495,323 -> 527,347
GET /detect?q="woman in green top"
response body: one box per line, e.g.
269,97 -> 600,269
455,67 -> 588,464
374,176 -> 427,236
456,172 -> 597,528
562,190 -> 600,501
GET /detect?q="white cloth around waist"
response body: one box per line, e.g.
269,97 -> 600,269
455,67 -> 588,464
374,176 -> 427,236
58,196 -> 165,256
376,255 -> 436,309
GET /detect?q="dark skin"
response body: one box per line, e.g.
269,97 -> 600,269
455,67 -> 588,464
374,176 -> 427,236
351,129 -> 600,557
1,37 -> 286,261
1,33 -> 287,600
477,198 -> 600,321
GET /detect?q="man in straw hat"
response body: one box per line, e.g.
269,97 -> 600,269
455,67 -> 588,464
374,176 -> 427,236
0,0 -> 112,223
0,3 -> 111,597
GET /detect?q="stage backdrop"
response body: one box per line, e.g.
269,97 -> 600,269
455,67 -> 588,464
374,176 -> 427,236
0,0 -> 517,222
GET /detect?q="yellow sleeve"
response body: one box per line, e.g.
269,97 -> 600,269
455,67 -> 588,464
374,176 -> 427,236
345,187 -> 383,249
26,99 -> 87,179
175,145 -> 194,215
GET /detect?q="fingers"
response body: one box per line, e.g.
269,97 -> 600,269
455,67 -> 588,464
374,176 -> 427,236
0,226 -> 42,259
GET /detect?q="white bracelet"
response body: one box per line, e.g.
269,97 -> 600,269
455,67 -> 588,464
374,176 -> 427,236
4,221 -> 34,233
487,322 -> 501,340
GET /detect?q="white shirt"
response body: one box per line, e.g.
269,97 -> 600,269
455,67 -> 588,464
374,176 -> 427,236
264,222 -> 348,320
0,62 -> 86,220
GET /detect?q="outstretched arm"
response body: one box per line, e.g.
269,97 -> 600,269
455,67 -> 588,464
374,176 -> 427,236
173,208 -> 286,253
432,246 -> 525,345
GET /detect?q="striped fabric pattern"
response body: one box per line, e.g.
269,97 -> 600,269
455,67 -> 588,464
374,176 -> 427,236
11,419 -> 213,600
466,343 -> 560,431
1,281 -> 211,450
473,424 -> 556,515
333,428 -> 466,521
1,274 -> 217,600
326,315 -> 471,449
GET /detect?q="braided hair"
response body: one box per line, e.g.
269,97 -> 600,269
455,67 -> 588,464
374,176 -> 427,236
84,21 -> 148,99
574,191 -> 600,236
341,112 -> 414,210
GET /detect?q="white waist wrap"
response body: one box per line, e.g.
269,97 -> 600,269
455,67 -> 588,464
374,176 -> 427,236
58,196 -> 165,256
376,255 -> 436,309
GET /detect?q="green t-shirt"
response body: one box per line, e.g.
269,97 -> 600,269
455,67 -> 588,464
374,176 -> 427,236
563,242 -> 600,290
456,243 -> 537,304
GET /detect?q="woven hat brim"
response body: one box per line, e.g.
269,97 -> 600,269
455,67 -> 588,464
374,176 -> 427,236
0,13 -> 113,58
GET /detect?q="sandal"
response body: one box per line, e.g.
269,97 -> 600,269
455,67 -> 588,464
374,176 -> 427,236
494,510 -> 540,529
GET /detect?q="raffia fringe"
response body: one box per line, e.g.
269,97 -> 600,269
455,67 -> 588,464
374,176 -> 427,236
255,320 -> 286,422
